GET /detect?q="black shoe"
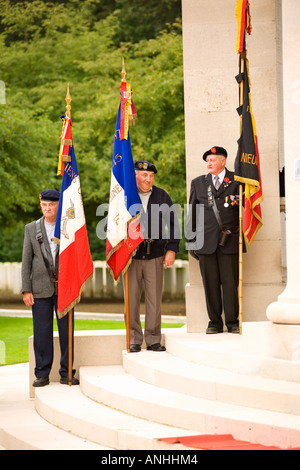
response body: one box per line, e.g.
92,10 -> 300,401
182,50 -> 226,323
146,343 -> 166,351
228,326 -> 240,334
206,327 -> 223,334
130,344 -> 141,353
33,377 -> 49,387
60,376 -> 80,385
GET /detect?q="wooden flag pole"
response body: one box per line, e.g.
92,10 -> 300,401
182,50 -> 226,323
238,183 -> 243,334
59,84 -> 74,385
125,270 -> 130,353
238,52 -> 246,335
122,59 -> 131,353
68,309 -> 73,386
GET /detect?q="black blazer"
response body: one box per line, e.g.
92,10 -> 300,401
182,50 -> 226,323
134,185 -> 180,260
187,169 -> 243,255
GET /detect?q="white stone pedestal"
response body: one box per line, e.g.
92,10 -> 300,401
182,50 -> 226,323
266,0 -> 300,326
243,322 -> 300,364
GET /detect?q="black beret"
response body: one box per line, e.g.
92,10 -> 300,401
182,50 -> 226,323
203,146 -> 228,161
135,160 -> 157,174
39,189 -> 60,201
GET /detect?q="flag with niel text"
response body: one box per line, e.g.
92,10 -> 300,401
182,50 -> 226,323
234,0 -> 263,246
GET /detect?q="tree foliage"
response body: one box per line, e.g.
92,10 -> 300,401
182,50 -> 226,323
0,0 -> 185,261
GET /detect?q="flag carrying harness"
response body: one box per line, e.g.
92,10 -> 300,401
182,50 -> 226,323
205,176 -> 233,247
35,218 -> 58,291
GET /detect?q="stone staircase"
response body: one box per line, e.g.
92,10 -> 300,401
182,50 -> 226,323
32,325 -> 300,450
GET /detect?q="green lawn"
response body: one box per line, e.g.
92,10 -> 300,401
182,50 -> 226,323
0,316 -> 184,366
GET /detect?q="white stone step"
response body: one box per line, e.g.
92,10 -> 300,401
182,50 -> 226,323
165,331 -> 300,383
0,415 -> 109,451
79,365 -> 300,449
34,382 -> 199,451
122,350 -> 300,415
0,364 -> 111,450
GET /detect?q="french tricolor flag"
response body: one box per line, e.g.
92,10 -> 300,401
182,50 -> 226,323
54,137 -> 94,318
106,94 -> 143,281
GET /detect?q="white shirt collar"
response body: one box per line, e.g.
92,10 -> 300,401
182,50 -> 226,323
138,189 -> 152,212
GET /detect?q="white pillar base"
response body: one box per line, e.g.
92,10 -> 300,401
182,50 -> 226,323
242,322 -> 300,364
267,297 -> 300,325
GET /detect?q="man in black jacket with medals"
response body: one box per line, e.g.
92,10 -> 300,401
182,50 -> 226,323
187,147 -> 242,334
127,161 -> 180,352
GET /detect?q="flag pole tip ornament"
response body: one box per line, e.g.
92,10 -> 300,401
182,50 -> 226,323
57,85 -> 73,175
120,59 -> 137,141
236,0 -> 252,55
121,57 -> 126,82
65,83 -> 72,116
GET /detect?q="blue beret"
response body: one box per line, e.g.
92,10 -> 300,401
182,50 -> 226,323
203,146 -> 228,161
39,189 -> 60,201
135,160 -> 157,174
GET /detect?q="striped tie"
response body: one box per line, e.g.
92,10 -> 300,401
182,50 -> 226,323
214,175 -> 221,190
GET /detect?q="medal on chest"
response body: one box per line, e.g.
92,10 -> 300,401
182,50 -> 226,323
207,185 -> 213,206
224,196 -> 229,208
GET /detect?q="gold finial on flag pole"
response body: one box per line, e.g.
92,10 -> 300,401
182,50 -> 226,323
120,59 -> 137,139
121,58 -> 126,82
57,84 -> 72,174
66,83 -> 72,118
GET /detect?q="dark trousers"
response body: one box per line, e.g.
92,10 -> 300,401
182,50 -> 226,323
198,248 -> 239,330
32,295 -> 74,378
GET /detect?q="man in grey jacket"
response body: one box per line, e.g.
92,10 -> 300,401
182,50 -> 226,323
22,189 -> 78,387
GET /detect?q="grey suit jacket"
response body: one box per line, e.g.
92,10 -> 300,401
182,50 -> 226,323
21,217 -> 59,298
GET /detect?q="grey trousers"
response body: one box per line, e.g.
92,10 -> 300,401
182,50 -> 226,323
125,256 -> 164,346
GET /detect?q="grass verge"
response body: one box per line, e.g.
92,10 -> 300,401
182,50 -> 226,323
0,316 -> 184,366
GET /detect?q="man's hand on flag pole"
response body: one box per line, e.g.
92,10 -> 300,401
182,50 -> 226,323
164,250 -> 176,269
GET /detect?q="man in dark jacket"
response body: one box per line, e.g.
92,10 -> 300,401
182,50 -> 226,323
187,146 -> 242,334
127,161 -> 180,352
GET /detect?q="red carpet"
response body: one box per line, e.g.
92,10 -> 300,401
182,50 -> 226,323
158,434 -> 300,450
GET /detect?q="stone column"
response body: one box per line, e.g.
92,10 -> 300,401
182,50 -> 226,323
267,0 -> 300,325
